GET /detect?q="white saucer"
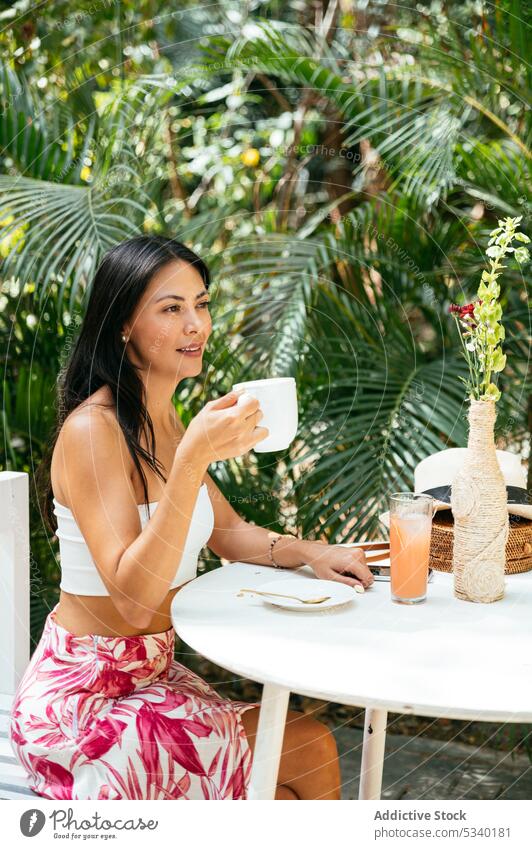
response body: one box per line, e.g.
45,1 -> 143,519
250,579 -> 358,611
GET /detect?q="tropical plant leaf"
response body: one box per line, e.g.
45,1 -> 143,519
284,345 -> 470,541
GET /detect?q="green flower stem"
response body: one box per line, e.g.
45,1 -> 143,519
454,314 -> 476,397
480,231 -> 510,394
470,331 -> 480,400
482,323 -> 489,395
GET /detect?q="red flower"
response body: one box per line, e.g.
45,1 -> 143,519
449,300 -> 482,323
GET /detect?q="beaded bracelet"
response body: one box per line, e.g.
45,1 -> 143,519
268,531 -> 295,568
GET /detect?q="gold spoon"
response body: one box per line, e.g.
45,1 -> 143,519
237,588 -> 332,604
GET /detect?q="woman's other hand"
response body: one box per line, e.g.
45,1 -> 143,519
306,541 -> 375,590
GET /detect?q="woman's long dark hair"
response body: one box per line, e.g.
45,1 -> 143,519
37,235 -> 211,534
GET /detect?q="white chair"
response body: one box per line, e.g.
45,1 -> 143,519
0,471 -> 39,798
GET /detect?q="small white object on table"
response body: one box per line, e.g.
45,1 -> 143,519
171,561 -> 532,800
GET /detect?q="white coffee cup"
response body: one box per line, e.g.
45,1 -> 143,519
232,377 -> 298,453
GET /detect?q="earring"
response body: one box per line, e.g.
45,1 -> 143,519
121,334 -> 127,342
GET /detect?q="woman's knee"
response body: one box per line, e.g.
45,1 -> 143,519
240,705 -> 338,764
283,710 -> 339,761
241,706 -> 340,798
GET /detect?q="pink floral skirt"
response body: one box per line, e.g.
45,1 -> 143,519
9,605 -> 260,800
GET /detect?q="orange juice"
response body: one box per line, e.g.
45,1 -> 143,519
390,511 -> 432,602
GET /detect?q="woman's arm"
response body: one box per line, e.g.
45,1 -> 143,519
203,473 -> 374,588
116,440 -> 209,624
203,472 -> 316,567
59,410 -> 210,629
213,518 -> 320,569
213,515 -> 373,588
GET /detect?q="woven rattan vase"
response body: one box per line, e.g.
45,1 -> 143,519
450,399 -> 509,603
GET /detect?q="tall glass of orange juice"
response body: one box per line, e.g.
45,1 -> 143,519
389,493 -> 434,604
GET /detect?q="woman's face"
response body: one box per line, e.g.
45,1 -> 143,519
122,260 -> 212,378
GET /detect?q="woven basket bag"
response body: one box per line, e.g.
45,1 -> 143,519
430,509 -> 532,574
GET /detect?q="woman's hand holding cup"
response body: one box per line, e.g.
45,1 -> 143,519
182,389 -> 269,464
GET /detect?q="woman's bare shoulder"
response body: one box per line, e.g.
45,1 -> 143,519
64,386 -> 115,422
52,388 -> 133,503
60,388 -> 126,444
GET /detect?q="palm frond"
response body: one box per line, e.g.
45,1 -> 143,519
0,76 -> 167,309
0,176 -> 144,310
284,341 -> 469,541
198,15 -> 530,212
454,139 -> 532,217
0,62 -> 86,182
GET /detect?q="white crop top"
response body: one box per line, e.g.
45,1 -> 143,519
53,484 -> 215,596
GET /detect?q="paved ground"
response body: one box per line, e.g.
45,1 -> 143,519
333,726 -> 532,800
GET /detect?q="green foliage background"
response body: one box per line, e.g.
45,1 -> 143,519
0,0 -> 530,757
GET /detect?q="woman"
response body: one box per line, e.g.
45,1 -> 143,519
10,236 -> 374,801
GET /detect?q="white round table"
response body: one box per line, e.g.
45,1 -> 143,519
171,561 -> 532,800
